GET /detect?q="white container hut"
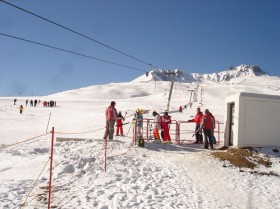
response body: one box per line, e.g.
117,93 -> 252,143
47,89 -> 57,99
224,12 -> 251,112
224,92 -> 280,147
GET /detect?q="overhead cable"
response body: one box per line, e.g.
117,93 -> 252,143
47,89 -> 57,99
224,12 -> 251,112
0,32 -> 146,72
0,0 -> 158,69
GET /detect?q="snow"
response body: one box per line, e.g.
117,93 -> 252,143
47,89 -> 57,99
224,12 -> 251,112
132,64 -> 268,84
1,67 -> 280,208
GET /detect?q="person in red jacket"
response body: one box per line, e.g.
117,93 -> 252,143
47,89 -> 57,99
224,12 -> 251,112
116,111 -> 125,136
179,106 -> 183,113
188,107 -> 203,143
201,109 -> 215,149
209,112 -> 216,144
103,101 -> 118,140
161,111 -> 172,143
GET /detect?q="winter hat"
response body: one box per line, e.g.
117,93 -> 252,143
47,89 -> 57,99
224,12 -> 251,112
152,111 -> 157,116
111,101 -> 116,105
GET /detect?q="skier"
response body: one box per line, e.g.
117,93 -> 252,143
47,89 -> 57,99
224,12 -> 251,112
103,101 -> 118,141
201,109 -> 215,149
30,100 -> 33,107
161,111 -> 172,143
179,106 -> 183,113
14,99 -> 17,105
188,107 -> 203,143
189,102 -> 193,108
34,99 -> 38,107
19,105 -> 23,114
25,99 -> 28,107
152,111 -> 161,143
50,100 -> 54,108
116,111 -> 125,136
135,109 -> 143,137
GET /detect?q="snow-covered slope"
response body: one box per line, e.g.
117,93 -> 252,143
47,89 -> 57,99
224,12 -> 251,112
1,65 -> 280,209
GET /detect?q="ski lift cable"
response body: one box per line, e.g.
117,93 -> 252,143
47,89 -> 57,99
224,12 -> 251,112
0,32 -> 146,72
0,0 -> 159,69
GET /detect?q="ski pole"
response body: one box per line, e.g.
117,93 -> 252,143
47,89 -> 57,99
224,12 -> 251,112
126,120 -> 134,136
192,128 -> 202,137
124,111 -> 127,120
116,122 -> 129,127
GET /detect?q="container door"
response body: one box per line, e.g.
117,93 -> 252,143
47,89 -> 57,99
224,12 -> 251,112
229,103 -> 235,146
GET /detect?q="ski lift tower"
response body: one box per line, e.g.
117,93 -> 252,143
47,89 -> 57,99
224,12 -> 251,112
165,70 -> 180,111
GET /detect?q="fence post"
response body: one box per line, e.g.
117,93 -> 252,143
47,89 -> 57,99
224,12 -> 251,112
134,121 -> 137,146
48,127 -> 55,209
177,122 -> 181,144
104,136 -> 108,173
146,119 -> 149,139
218,121 -> 220,144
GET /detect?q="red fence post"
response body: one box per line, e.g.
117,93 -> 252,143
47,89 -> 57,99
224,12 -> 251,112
175,122 -> 180,144
134,121 -> 137,146
218,121 -> 221,144
146,119 -> 149,139
104,135 -> 108,173
48,127 -> 55,209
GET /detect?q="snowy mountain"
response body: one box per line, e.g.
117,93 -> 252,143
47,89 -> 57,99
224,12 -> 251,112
191,64 -> 268,83
133,64 -> 269,84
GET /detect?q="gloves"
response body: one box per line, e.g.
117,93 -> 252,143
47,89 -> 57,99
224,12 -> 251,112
188,120 -> 192,122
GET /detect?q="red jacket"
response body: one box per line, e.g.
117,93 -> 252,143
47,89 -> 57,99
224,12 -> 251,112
161,115 -> 171,125
105,106 -> 118,121
191,112 -> 203,125
210,113 -> 216,129
201,114 -> 214,129
116,116 -> 124,126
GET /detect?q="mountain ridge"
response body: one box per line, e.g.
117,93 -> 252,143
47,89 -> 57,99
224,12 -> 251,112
132,64 -> 269,83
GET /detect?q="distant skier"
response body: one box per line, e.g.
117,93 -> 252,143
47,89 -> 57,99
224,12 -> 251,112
19,105 -> 23,114
179,106 -> 183,113
201,109 -> 215,149
116,111 -> 125,136
34,99 -> 38,107
50,100 -> 54,108
30,100 -> 33,107
135,109 -> 143,137
189,102 -> 193,108
25,99 -> 28,107
14,99 -> 17,105
188,107 -> 203,143
161,111 -> 172,143
152,111 -> 161,143
103,101 -> 118,140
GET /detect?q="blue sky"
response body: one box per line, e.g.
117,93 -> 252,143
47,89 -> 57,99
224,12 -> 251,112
0,0 -> 279,96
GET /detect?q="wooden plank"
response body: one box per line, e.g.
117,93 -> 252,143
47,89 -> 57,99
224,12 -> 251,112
56,137 -> 86,142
